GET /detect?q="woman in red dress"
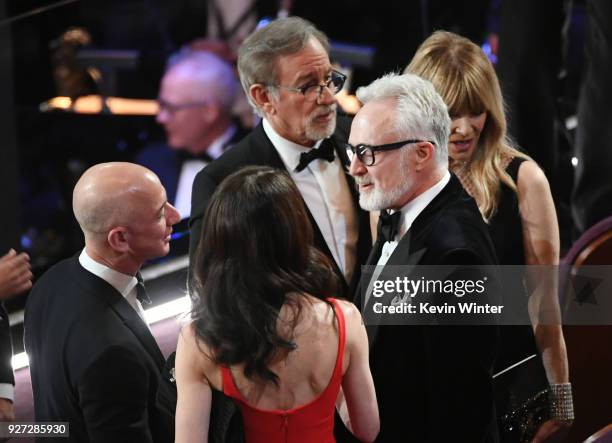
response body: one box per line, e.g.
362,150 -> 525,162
175,166 -> 379,443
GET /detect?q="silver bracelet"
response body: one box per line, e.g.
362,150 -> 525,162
549,383 -> 574,421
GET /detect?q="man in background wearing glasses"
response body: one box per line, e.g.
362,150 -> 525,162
137,50 -> 246,220
348,73 -> 500,442
189,17 -> 371,299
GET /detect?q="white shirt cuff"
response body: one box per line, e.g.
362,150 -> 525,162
0,383 -> 14,402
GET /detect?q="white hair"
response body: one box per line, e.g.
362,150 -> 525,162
166,49 -> 238,115
356,73 -> 450,166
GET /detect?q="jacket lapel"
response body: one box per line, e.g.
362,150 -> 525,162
408,174 -> 463,250
107,293 -> 166,371
253,122 -> 349,290
76,260 -> 166,371
362,176 -> 463,348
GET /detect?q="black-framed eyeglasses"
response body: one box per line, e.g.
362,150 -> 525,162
157,99 -> 209,115
344,139 -> 436,166
270,70 -> 347,101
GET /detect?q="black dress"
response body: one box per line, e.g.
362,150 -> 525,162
489,157 -> 549,442
489,157 -> 540,370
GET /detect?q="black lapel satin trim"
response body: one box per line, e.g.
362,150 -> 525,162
108,293 -> 165,370
408,174 -> 464,251
361,176 -> 462,348
75,259 -> 165,371
256,122 -> 348,289
249,123 -> 286,169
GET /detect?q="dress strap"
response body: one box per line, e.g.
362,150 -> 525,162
506,157 -> 527,181
327,298 -> 346,381
222,298 -> 346,400
220,365 -> 242,399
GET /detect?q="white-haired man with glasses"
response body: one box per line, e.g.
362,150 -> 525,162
348,73 -> 500,442
137,50 -> 246,219
189,17 -> 371,299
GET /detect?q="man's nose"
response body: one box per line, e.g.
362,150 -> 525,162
156,109 -> 168,125
349,154 -> 365,176
166,203 -> 181,224
317,85 -> 337,106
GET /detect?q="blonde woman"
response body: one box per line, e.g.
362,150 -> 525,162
406,31 -> 572,443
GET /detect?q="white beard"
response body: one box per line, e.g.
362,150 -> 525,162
305,107 -> 337,141
356,150 -> 413,211
358,177 -> 412,211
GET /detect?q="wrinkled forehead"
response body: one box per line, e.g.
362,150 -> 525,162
273,38 -> 332,84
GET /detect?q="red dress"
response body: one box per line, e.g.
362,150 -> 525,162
220,298 -> 346,443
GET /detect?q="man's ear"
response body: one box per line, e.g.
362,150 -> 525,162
249,84 -> 276,115
414,142 -> 435,170
202,102 -> 220,124
108,227 -> 130,253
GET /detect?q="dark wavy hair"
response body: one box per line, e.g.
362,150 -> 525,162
190,166 -> 340,384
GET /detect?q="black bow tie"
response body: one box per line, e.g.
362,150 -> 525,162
135,272 -> 152,305
178,150 -> 213,163
294,138 -> 336,172
377,210 -> 402,243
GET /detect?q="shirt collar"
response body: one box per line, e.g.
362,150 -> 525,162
394,170 -> 451,239
78,249 -> 138,298
262,118 -> 323,172
207,123 -> 237,160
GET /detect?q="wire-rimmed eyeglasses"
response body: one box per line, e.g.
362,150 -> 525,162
270,70 -> 347,101
157,99 -> 209,115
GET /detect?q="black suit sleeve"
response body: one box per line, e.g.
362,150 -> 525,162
423,250 -> 498,442
78,344 -> 154,443
188,169 -> 218,263
0,303 -> 14,386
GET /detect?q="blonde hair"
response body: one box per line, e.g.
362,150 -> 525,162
405,31 -> 530,221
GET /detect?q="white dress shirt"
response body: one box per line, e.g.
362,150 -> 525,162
78,249 -> 148,325
376,171 -> 451,267
0,309 -> 13,399
174,124 -> 237,219
263,119 -> 358,282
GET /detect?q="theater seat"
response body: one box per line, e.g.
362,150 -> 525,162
561,216 -> 612,442
584,423 -> 612,443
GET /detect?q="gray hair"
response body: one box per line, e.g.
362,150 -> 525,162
166,49 -> 238,114
356,73 -> 450,166
237,17 -> 330,115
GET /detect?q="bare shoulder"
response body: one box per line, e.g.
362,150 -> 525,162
334,299 -> 361,323
178,322 -> 217,374
333,299 -> 365,344
178,322 -> 200,350
517,160 -> 551,194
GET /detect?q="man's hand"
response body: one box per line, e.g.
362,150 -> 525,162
0,398 -> 15,422
0,249 -> 32,300
531,419 -> 572,443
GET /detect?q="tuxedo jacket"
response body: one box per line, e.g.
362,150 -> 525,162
24,256 -> 173,443
356,175 -> 500,443
189,115 -> 372,299
0,303 -> 14,386
136,122 -> 248,206
187,115 -> 370,443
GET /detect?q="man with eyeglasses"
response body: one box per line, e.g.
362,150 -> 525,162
190,17 -> 371,299
348,73 -> 500,442
136,50 -> 246,219
188,16 -> 371,443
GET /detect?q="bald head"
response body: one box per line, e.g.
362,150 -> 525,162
164,50 -> 237,114
73,162 -> 162,237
